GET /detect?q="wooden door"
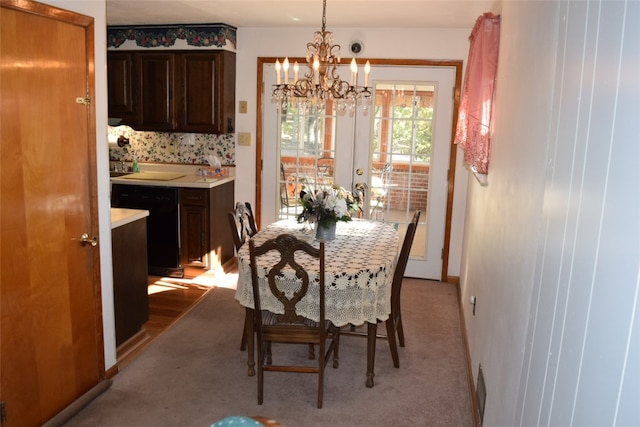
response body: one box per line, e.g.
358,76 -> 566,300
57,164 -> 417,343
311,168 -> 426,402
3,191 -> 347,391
0,1 -> 104,426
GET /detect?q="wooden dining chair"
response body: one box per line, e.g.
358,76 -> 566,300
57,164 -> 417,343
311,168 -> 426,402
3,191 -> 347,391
248,234 -> 340,408
228,202 -> 258,252
388,210 -> 421,351
228,202 -> 258,351
343,210 -> 421,368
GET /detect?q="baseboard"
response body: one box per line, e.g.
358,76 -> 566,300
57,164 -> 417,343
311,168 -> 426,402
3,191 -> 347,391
42,379 -> 112,427
116,328 -> 152,367
456,282 -> 482,426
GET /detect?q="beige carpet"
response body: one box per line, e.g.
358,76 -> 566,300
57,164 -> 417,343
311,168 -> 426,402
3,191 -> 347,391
64,277 -> 473,427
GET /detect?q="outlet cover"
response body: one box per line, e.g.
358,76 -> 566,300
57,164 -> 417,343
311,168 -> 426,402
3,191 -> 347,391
238,132 -> 251,146
239,100 -> 248,114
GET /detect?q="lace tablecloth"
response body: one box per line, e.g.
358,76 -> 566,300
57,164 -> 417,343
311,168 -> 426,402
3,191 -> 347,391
235,219 -> 399,327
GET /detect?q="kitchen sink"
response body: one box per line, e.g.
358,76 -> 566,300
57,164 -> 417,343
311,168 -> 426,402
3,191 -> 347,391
110,171 -> 131,177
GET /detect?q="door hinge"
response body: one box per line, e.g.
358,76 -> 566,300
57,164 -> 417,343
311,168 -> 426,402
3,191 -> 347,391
1,401 -> 7,423
452,86 -> 455,100
75,96 -> 91,105
441,248 -> 444,260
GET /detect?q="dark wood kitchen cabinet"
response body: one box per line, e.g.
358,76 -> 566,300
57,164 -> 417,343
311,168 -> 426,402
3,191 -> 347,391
107,50 -> 236,134
107,52 -> 137,125
180,180 -> 235,269
112,215 -> 149,347
138,53 -> 175,131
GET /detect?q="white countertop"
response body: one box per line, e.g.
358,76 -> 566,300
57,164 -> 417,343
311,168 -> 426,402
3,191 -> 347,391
109,163 -> 235,189
111,208 -> 149,229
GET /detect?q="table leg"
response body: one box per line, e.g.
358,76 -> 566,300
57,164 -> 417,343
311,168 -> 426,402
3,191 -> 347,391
366,322 -> 377,388
246,307 -> 255,376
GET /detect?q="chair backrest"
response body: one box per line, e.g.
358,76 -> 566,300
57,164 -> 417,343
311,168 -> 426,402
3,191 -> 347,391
249,234 -> 325,327
391,210 -> 421,309
280,162 -> 289,207
228,202 -> 258,252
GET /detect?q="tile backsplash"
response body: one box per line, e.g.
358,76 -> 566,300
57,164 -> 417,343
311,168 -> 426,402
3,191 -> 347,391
108,125 -> 235,165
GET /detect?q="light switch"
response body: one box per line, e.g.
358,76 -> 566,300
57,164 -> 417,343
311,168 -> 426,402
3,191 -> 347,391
239,100 -> 248,114
238,132 -> 251,146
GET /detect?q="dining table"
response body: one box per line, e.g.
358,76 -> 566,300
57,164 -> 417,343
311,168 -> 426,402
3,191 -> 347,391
234,218 -> 400,387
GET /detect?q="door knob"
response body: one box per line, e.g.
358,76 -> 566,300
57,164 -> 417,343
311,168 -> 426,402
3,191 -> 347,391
80,233 -> 98,247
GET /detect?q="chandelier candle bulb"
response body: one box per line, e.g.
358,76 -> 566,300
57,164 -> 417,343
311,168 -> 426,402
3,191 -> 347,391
275,59 -> 281,85
364,61 -> 371,87
283,58 -> 290,84
350,58 -> 358,86
294,61 -> 299,82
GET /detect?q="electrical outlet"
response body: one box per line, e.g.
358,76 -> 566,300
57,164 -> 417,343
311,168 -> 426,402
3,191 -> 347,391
238,132 -> 251,146
239,100 -> 248,114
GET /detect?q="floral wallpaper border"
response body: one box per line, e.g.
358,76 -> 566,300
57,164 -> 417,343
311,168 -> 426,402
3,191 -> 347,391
107,24 -> 237,50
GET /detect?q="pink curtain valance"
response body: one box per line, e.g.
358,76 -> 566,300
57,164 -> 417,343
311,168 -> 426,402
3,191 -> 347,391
455,12 -> 501,175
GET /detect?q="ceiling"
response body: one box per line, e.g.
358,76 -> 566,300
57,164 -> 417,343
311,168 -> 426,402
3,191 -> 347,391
106,0 -> 495,29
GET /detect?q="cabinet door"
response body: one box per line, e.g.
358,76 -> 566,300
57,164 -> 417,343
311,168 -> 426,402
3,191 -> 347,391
137,53 -> 175,131
112,219 -> 149,346
177,51 -> 236,134
180,189 -> 210,268
107,52 -> 137,125
178,53 -> 217,133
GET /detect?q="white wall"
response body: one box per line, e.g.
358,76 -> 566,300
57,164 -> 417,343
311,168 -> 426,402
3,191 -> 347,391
235,27 -> 472,276
460,1 -> 640,425
44,0 -> 117,369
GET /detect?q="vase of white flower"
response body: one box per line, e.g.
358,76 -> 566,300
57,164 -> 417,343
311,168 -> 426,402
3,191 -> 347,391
315,220 -> 337,241
297,184 -> 359,241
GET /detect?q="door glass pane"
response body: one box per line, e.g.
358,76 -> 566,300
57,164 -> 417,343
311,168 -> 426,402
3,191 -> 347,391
278,103 -> 336,220
370,83 -> 435,258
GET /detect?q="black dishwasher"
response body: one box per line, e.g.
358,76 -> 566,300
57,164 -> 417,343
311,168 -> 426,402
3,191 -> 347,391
112,184 -> 183,277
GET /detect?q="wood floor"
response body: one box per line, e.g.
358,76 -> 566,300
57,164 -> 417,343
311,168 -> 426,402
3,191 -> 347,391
116,263 -> 237,368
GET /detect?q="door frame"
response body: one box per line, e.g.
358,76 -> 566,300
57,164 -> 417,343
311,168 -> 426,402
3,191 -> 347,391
256,58 -> 462,282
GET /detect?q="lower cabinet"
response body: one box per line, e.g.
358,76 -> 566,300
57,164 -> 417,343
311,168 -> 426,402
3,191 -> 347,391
112,217 -> 149,347
180,180 -> 234,270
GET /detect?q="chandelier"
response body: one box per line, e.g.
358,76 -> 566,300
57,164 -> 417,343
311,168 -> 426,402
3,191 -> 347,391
271,0 -> 372,112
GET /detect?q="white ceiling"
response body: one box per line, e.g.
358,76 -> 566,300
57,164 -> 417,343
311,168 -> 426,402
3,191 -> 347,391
106,0 -> 495,29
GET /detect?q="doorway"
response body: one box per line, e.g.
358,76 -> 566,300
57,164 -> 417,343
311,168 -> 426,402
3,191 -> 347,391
257,59 -> 461,280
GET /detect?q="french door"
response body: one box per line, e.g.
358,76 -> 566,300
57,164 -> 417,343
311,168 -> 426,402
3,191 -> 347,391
261,62 -> 456,280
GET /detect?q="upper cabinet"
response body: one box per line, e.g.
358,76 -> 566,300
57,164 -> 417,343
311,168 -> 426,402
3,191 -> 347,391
108,50 -> 236,134
107,52 -> 137,124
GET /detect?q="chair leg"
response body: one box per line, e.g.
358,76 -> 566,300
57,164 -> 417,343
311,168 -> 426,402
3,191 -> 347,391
266,341 -> 272,365
332,328 -> 340,368
397,313 -> 405,347
256,335 -> 264,405
240,310 -> 249,351
385,318 -> 400,368
317,343 -> 325,408
366,322 -> 377,388
246,308 -> 255,376
308,343 -> 315,360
